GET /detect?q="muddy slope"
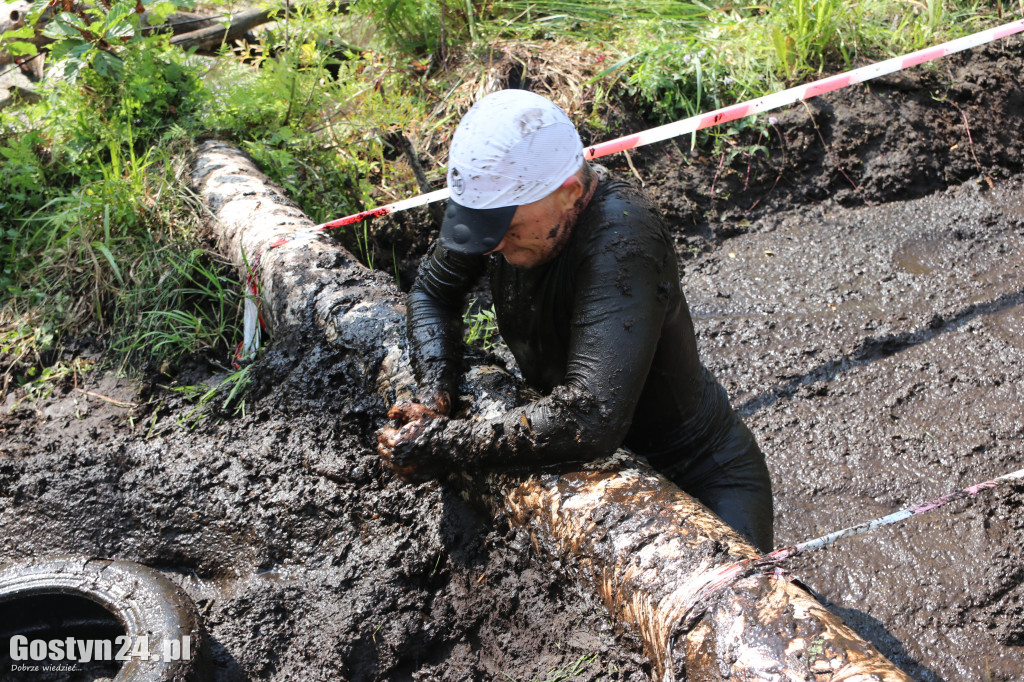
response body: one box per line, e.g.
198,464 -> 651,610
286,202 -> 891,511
2,33 -> 1024,682
636,39 -> 1024,244
0,336 -> 650,681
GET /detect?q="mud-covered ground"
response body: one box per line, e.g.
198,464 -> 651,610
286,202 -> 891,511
2,36 -> 1023,682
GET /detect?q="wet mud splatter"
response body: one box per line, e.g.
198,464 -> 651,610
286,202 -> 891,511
3,36 -> 1024,681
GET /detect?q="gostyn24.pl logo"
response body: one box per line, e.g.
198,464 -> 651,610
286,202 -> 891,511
9,634 -> 192,668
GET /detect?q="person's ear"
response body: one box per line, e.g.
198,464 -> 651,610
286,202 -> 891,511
556,175 -> 584,212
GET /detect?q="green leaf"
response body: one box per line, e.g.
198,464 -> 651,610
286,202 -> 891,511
57,41 -> 94,81
103,2 -> 136,38
82,7 -> 106,23
1,26 -> 38,41
59,58 -> 87,81
69,40 -> 92,57
163,60 -> 182,82
92,49 -> 123,79
91,241 -> 125,285
149,1 -> 177,24
771,26 -> 786,60
26,0 -> 52,25
48,35 -> 85,61
105,21 -> 135,39
106,2 -> 135,22
5,41 -> 38,57
42,12 -> 88,39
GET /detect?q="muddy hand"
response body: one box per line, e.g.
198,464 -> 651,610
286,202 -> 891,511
387,401 -> 438,425
377,403 -> 446,481
388,391 -> 450,422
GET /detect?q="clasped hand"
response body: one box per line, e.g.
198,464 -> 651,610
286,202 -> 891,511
376,394 -> 449,481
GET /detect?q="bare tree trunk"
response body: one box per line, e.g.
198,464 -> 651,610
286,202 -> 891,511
191,139 -> 913,682
0,1 -> 49,73
169,8 -> 281,52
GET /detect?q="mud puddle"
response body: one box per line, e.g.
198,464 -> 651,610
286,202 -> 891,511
686,179 -> 1024,680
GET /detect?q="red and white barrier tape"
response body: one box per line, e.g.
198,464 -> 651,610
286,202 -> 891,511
684,466 -> 1024,613
318,17 -> 1024,232
237,17 -> 1024,361
585,18 -> 1024,159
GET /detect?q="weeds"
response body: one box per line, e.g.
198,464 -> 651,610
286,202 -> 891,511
538,653 -> 598,681
168,364 -> 254,428
464,299 -> 501,352
501,652 -> 599,682
1,353 -> 96,410
765,0 -> 997,80
117,248 -> 242,368
0,12 -> 231,379
0,139 -> 241,374
353,0 -> 470,58
770,0 -> 849,77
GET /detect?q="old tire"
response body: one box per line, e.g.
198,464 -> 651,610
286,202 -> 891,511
0,556 -> 210,681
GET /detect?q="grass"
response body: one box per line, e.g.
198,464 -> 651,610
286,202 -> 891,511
501,652 -> 600,682
167,364 -> 254,428
1,0 -> 1014,410
1,30 -> 225,386
122,248 -> 241,363
464,299 -> 502,352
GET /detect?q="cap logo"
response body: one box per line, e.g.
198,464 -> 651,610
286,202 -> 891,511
450,167 -> 465,196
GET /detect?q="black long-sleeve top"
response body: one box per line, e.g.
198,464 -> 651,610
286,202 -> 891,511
406,175 -> 736,468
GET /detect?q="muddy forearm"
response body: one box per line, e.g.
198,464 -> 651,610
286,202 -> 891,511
427,384 -> 620,470
407,287 -> 463,404
407,245 -> 485,403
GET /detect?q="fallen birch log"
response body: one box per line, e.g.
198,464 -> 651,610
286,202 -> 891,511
0,1 -> 49,75
169,8 -> 280,52
191,139 -> 913,682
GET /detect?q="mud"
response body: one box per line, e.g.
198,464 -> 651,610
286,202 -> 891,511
0,338 -> 649,681
688,176 -> 1024,681
2,35 -> 1024,682
637,41 -> 1024,245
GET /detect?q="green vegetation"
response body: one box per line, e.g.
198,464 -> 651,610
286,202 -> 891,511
0,0 -> 1012,404
169,362 -> 253,427
501,652 -> 599,682
464,299 -> 500,351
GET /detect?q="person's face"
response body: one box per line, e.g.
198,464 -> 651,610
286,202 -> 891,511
486,177 -> 583,268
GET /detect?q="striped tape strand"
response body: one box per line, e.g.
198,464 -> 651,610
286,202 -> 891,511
587,18 -> 1024,159
758,466 -> 1024,568
681,466 -> 1024,618
323,17 -> 1024,228
239,17 -> 1024,358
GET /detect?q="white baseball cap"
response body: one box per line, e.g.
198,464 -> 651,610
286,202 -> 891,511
440,90 -> 584,255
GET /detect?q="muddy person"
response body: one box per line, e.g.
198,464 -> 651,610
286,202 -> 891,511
377,89 -> 773,551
